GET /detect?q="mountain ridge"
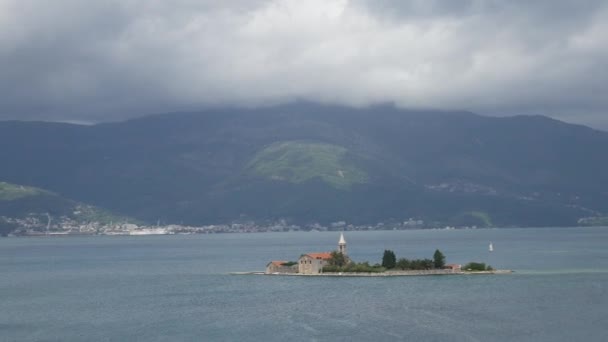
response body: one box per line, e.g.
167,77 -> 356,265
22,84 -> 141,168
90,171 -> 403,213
0,181 -> 130,236
1,103 -> 607,227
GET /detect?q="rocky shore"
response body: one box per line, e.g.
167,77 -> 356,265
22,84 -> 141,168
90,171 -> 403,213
232,269 -> 513,277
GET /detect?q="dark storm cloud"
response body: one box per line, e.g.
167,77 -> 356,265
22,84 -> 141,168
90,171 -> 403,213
1,0 -> 607,128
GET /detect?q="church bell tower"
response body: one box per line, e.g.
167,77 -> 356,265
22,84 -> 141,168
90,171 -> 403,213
338,233 -> 347,255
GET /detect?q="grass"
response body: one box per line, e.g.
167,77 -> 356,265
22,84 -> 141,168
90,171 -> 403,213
0,182 -> 45,201
470,211 -> 493,227
0,182 -> 137,225
247,141 -> 368,189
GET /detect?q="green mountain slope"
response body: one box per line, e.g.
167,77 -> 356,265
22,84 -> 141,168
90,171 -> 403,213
0,181 -> 130,235
0,182 -> 47,200
0,103 -> 607,227
247,141 -> 368,189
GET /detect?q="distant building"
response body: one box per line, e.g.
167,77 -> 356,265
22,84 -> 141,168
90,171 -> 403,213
298,233 -> 348,274
444,264 -> 462,272
265,261 -> 297,274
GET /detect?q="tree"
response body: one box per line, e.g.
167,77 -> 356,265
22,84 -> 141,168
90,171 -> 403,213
433,249 -> 446,269
463,262 -> 488,271
396,258 -> 410,270
328,251 -> 347,267
422,258 -> 434,270
381,250 -> 396,269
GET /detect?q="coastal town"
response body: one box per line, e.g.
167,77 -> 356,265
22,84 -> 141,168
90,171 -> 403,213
2,215 -> 439,236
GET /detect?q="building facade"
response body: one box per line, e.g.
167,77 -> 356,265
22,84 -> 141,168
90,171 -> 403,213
298,233 -> 348,274
298,253 -> 332,274
265,261 -> 298,274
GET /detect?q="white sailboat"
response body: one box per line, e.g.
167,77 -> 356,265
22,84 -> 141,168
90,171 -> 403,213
489,242 -> 494,252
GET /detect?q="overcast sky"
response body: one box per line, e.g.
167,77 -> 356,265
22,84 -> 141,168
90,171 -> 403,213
1,0 -> 607,128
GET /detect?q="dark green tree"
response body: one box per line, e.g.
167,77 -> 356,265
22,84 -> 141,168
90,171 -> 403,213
463,262 -> 488,271
433,249 -> 446,269
396,258 -> 410,270
328,251 -> 347,267
381,250 -> 396,269
422,258 -> 434,270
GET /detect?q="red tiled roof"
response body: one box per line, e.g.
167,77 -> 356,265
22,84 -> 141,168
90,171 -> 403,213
305,252 -> 333,260
268,260 -> 288,266
444,264 -> 461,269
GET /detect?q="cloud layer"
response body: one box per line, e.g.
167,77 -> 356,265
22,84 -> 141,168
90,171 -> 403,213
1,0 -> 607,127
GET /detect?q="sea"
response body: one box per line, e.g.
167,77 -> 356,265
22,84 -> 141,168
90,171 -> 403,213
2,227 -> 608,341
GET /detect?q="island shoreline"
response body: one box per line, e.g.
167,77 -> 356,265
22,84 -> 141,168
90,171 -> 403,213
231,270 -> 513,277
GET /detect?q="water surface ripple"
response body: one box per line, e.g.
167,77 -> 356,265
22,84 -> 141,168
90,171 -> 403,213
2,228 -> 608,341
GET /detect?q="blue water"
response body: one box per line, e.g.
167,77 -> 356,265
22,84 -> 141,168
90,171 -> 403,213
2,228 -> 608,341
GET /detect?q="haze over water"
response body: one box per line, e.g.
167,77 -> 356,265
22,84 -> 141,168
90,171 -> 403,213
2,227 -> 608,341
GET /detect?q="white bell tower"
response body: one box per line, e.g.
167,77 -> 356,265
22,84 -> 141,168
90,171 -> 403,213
338,233 -> 347,255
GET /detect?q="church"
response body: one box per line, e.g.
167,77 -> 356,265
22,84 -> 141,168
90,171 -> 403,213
297,233 -> 347,275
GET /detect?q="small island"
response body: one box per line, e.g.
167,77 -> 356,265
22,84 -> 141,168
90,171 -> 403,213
257,234 -> 512,277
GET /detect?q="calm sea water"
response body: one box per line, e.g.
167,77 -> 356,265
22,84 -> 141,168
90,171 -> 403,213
2,228 -> 608,341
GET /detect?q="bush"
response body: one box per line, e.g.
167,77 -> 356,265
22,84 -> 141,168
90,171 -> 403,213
323,262 -> 386,273
396,258 -> 410,270
395,258 -> 435,270
464,262 -> 492,271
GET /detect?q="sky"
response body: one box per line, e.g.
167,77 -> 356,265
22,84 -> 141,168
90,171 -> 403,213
1,0 -> 607,128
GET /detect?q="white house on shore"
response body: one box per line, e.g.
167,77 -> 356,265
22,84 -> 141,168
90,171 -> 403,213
298,233 -> 347,275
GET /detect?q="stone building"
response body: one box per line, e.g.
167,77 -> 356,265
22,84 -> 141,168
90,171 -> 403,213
444,264 -> 462,272
298,233 -> 348,274
265,260 -> 298,274
298,252 -> 332,274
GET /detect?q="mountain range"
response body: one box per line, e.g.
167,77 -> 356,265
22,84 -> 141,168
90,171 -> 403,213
2,102 -> 607,228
